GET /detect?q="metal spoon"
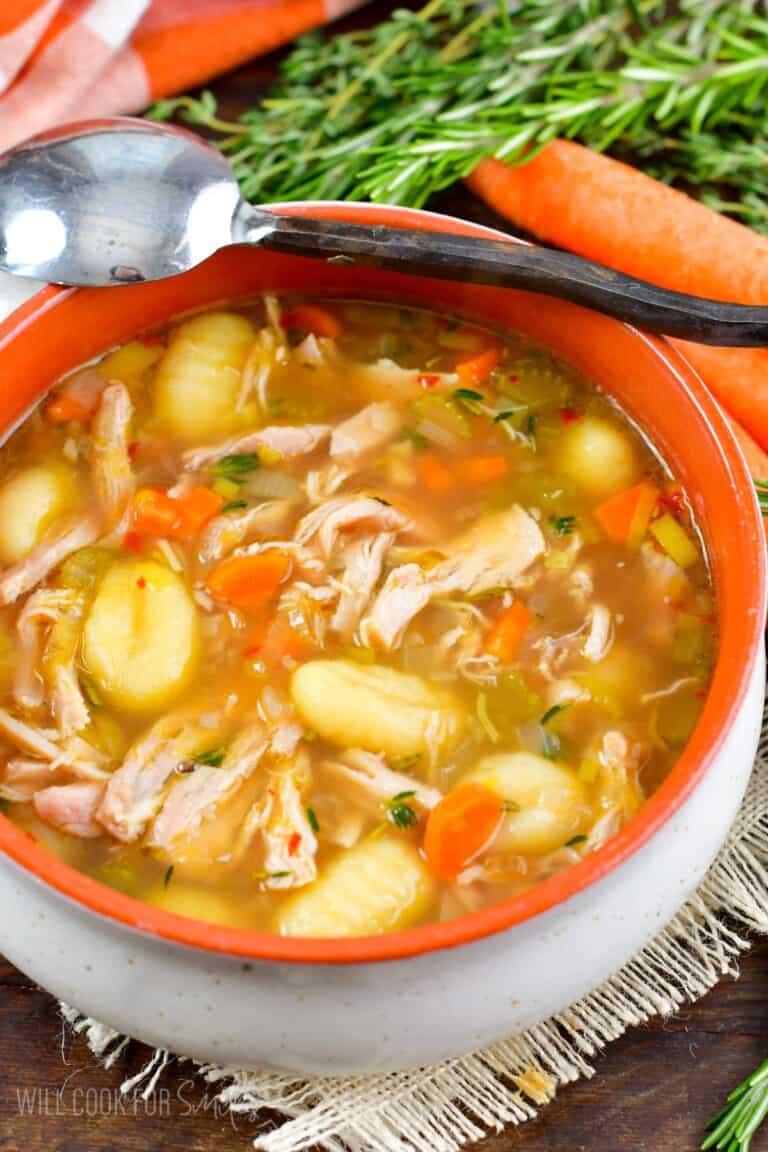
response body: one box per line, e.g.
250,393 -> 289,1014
0,117 -> 766,347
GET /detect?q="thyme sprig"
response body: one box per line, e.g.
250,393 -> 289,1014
150,0 -> 768,231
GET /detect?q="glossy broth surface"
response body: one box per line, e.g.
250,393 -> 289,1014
0,298 -> 716,936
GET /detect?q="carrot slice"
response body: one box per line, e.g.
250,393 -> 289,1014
458,455 -> 507,485
483,600 -> 532,663
418,454 -> 455,492
281,304 -> 341,340
131,488 -> 179,537
424,783 -> 504,881
455,344 -> 500,388
595,482 -> 659,548
174,487 -> 224,540
467,142 -> 768,451
45,395 -> 91,425
249,613 -> 316,664
207,552 -> 291,611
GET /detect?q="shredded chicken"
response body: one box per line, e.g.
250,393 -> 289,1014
199,500 -> 295,564
0,514 -> 101,606
362,505 -> 545,650
597,730 -> 646,819
304,464 -> 350,504
97,709 -> 223,842
321,749 -> 442,814
34,781 -> 105,838
581,603 -> 613,663
237,326 -> 287,412
296,495 -> 410,559
14,589 -> 74,711
15,588 -> 89,735
257,756 -> 318,890
183,423 -> 331,471
331,532 -> 395,639
330,402 -> 402,459
52,366 -> 106,412
0,708 -> 63,762
147,724 -> 268,852
91,381 -> 134,526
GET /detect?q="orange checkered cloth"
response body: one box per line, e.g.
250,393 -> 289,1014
0,0 -> 365,152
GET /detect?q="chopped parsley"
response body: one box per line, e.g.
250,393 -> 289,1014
565,835 -> 587,848
548,514 -> 577,536
525,412 -> 538,438
540,704 -> 568,727
163,865 -> 174,889
269,871 -> 292,880
192,748 -> 226,768
493,409 -> 517,424
453,387 -> 486,414
222,499 -> 248,514
211,453 -> 260,481
385,790 -> 419,830
307,807 -> 320,834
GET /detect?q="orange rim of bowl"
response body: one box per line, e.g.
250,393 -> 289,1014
0,201 -> 763,965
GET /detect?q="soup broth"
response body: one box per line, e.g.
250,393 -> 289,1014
0,298 -> 715,936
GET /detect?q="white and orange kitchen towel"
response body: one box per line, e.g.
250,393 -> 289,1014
0,0 -> 364,153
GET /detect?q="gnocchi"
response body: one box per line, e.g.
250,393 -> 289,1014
462,753 -> 590,855
291,660 -> 466,759
83,559 -> 199,713
275,836 -> 436,937
154,311 -> 256,442
0,465 -> 78,565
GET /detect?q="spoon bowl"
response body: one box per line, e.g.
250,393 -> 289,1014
1,117 -> 768,346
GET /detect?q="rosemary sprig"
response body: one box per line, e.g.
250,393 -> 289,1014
702,1058 -> 768,1151
150,0 -> 768,231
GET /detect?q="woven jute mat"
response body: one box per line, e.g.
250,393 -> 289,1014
61,703 -> 768,1152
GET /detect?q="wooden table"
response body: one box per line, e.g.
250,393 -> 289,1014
2,8 -> 768,1149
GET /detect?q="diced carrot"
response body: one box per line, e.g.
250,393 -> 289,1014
281,304 -> 341,340
174,487 -> 224,540
455,344 -> 500,388
207,551 -> 291,611
256,613 -> 316,665
595,482 -> 659,548
458,455 -> 508,485
418,454 -> 455,492
131,488 -> 179,537
45,395 -> 91,425
483,600 -> 532,663
423,783 -> 504,880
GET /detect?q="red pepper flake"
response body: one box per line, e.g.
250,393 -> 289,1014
136,576 -> 147,589
127,440 -> 140,461
418,373 -> 440,390
140,334 -> 164,346
660,485 -> 686,517
243,644 -> 262,658
288,832 -> 302,856
122,531 -> 144,554
695,690 -> 707,699
560,407 -> 580,424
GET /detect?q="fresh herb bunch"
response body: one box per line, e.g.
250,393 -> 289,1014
150,0 -> 768,230
702,1058 -> 768,1151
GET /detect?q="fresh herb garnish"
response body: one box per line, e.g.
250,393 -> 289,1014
756,480 -> 768,513
153,5 -> 768,236
493,410 -> 517,424
211,453 -> 260,481
385,790 -> 419,830
702,1057 -> 768,1152
372,496 -> 392,506
307,807 -> 320,834
565,835 -> 587,848
548,514 -> 577,536
541,704 -> 568,727
163,865 -> 174,889
453,387 -> 486,414
503,800 -> 521,814
542,729 -> 561,760
269,871 -> 292,880
222,499 -> 248,514
525,412 -> 538,439
192,748 -> 226,767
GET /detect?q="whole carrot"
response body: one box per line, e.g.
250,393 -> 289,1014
467,144 -> 768,450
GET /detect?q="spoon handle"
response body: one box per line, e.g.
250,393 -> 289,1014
253,211 -> 768,347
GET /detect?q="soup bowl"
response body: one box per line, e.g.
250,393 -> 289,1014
0,202 -> 764,1075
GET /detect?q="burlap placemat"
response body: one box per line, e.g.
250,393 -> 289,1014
60,702 -> 768,1152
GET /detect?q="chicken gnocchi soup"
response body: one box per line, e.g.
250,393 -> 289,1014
0,299 -> 715,936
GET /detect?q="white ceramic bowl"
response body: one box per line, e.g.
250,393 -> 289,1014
0,202 -> 764,1074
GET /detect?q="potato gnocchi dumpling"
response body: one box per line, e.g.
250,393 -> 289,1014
0,465 -> 78,565
154,311 -> 256,442
83,559 -> 199,713
0,296 -> 715,939
291,660 -> 466,759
